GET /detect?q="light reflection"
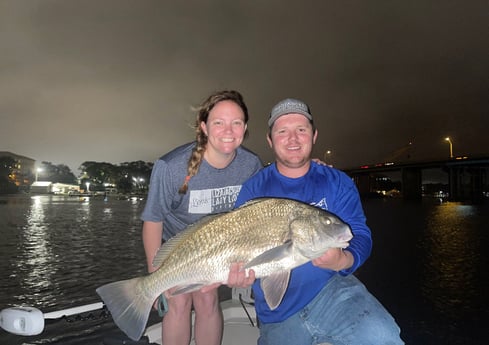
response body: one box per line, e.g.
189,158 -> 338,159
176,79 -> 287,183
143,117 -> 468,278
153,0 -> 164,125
1,195 -> 148,327
101,205 -> 114,224
17,196 -> 55,297
420,202 -> 480,318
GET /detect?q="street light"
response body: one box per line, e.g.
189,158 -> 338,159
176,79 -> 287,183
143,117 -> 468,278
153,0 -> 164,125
444,137 -> 453,159
132,177 -> 145,190
35,168 -> 43,182
323,150 -> 333,166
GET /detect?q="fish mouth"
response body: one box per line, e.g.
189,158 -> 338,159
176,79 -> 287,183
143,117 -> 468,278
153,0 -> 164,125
303,241 -> 350,258
336,226 -> 354,243
330,230 -> 353,249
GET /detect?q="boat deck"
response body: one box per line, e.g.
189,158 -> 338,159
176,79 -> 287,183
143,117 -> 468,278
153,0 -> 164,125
144,299 -> 259,345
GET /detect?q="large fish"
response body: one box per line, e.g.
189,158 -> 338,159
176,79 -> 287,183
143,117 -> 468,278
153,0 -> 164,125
96,197 -> 353,340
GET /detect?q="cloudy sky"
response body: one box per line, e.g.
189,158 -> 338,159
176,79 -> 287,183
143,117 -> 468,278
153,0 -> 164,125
1,0 -> 487,173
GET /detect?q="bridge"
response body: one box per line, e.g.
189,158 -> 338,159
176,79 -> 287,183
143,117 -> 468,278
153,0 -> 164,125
343,155 -> 489,203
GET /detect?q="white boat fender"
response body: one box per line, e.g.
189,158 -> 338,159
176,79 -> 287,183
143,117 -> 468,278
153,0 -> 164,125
0,306 -> 44,336
0,302 -> 104,336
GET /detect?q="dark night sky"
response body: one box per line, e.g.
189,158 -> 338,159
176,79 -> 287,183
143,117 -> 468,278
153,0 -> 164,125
1,0 -> 488,173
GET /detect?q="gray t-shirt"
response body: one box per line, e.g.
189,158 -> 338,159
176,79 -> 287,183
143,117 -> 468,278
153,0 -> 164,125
141,142 -> 262,241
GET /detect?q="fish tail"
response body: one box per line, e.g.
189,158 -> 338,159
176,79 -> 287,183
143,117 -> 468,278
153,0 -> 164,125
96,277 -> 154,341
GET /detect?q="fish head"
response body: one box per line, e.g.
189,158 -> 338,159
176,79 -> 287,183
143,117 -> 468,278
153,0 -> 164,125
289,206 -> 353,258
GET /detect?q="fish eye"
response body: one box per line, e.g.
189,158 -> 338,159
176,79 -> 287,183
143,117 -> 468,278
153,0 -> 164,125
321,218 -> 332,225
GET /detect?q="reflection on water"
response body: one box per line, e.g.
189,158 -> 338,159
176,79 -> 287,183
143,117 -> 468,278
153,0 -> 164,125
0,195 -> 150,345
357,198 -> 487,344
421,203 -> 482,319
0,195 -> 487,344
20,196 -> 55,301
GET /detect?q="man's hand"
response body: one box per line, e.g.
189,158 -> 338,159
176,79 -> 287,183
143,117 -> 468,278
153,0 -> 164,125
312,248 -> 354,271
311,158 -> 332,167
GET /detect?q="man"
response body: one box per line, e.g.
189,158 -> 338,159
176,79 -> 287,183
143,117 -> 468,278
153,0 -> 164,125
229,98 -> 404,345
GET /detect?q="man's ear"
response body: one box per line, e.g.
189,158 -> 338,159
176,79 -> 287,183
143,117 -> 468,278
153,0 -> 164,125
266,133 -> 273,148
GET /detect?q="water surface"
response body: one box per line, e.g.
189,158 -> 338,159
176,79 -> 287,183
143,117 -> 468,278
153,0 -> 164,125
0,195 -> 487,344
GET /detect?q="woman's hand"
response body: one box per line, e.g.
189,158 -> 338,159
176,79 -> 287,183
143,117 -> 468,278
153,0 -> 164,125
226,262 -> 256,288
200,262 -> 256,293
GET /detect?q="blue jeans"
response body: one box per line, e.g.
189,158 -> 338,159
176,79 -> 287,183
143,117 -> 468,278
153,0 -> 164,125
257,274 -> 404,345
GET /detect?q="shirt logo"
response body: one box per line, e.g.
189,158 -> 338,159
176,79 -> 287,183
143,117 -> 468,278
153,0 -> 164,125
311,197 -> 328,211
188,185 -> 242,214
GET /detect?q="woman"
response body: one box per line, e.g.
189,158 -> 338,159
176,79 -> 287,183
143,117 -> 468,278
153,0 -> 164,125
140,90 -> 262,345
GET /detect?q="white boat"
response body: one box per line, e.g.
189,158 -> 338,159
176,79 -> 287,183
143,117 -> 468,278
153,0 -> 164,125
0,288 -> 259,345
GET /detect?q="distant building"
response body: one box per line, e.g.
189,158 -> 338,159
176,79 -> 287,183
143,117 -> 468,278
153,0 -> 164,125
0,151 -> 35,188
30,181 -> 52,194
52,183 -> 80,195
30,182 -> 80,195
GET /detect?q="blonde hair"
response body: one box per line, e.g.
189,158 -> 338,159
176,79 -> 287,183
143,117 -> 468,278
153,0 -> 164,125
178,90 -> 249,194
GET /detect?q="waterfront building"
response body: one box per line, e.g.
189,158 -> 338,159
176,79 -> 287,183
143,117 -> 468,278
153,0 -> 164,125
0,151 -> 35,188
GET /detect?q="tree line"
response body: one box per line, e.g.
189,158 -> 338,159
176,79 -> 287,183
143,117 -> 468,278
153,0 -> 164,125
78,160 -> 153,194
0,156 -> 153,194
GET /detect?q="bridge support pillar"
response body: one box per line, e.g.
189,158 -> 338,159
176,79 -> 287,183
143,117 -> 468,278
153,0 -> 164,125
449,166 -> 487,203
402,167 -> 422,200
469,168 -> 485,203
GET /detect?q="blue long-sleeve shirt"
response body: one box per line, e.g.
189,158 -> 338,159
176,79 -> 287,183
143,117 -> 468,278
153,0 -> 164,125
234,161 -> 372,323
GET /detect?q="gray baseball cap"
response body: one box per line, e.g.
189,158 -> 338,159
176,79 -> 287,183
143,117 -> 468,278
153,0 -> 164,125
268,98 -> 313,127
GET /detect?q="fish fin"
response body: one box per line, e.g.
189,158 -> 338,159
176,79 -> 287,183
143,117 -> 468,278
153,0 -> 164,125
152,214 -> 224,268
244,241 -> 294,269
171,283 -> 206,295
96,277 -> 155,341
151,245 -> 172,269
261,271 -> 291,310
